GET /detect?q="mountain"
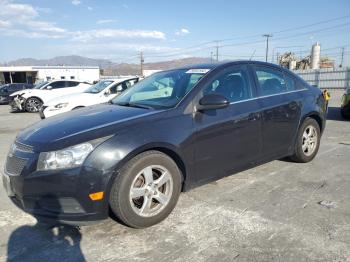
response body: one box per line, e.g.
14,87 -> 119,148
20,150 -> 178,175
2,55 -> 113,68
103,57 -> 212,75
1,55 -> 212,75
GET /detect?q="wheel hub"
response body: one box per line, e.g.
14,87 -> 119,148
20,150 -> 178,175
129,165 -> 173,217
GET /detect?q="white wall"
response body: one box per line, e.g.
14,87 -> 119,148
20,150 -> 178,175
35,67 -> 100,83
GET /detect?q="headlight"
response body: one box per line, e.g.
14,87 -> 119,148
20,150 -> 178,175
37,136 -> 112,170
55,103 -> 68,109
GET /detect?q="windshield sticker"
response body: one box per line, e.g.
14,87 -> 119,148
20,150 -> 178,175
185,69 -> 210,74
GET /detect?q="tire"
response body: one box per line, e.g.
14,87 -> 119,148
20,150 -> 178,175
290,118 -> 321,163
109,150 -> 182,228
25,97 -> 43,113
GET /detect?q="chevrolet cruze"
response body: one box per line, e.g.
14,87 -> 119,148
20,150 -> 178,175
2,61 -> 327,228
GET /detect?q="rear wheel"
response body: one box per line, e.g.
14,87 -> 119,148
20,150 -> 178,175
290,118 -> 321,163
109,151 -> 182,228
25,97 -> 42,112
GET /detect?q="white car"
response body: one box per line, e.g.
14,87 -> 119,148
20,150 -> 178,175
9,80 -> 92,112
40,77 -> 139,119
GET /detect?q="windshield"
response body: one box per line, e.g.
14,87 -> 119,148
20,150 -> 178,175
34,81 -> 49,89
85,80 -> 114,94
111,69 -> 209,109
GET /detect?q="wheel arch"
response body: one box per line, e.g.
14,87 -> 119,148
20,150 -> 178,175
25,96 -> 44,104
106,143 -> 189,195
301,112 -> 324,133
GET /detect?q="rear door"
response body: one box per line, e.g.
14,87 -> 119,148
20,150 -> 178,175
194,64 -> 262,183
250,65 -> 303,159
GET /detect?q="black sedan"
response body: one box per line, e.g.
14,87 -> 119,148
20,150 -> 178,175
0,83 -> 34,104
2,61 -> 327,228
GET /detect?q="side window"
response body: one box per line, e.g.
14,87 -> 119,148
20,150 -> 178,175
66,81 -> 79,87
49,81 -> 66,89
253,66 -> 287,96
284,73 -> 300,91
123,78 -> 138,89
110,83 -> 122,94
8,85 -> 18,91
203,65 -> 253,102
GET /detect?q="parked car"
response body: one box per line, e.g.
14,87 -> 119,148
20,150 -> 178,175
3,61 -> 328,228
9,80 -> 91,112
341,87 -> 350,119
0,83 -> 34,104
40,77 -> 139,119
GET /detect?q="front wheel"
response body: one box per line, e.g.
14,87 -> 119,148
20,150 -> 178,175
290,118 -> 321,163
25,97 -> 43,112
109,151 -> 182,228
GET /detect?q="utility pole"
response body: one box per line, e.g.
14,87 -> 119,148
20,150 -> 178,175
340,47 -> 345,68
140,51 -> 144,77
216,41 -> 219,62
210,51 -> 213,63
263,34 -> 273,62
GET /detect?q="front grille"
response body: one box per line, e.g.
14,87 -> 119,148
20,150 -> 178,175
14,141 -> 34,153
5,155 -> 28,176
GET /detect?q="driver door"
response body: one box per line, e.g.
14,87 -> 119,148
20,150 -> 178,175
193,65 -> 262,183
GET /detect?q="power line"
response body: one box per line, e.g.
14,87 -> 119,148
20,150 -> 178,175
113,14 -> 350,64
144,14 -> 350,57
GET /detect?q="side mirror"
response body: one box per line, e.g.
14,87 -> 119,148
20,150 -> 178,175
197,94 -> 230,111
46,85 -> 53,90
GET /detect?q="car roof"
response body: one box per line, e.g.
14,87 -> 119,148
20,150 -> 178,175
172,60 -> 285,71
49,79 -> 86,83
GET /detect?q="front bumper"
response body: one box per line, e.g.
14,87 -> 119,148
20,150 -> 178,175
9,96 -> 26,111
2,149 -> 111,225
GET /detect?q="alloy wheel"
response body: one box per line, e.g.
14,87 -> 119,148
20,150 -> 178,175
302,125 -> 318,156
129,165 -> 173,217
26,98 -> 42,112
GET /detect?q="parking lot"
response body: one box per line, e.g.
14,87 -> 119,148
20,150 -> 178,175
0,90 -> 349,262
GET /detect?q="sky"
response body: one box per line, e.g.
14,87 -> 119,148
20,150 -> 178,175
0,0 -> 350,65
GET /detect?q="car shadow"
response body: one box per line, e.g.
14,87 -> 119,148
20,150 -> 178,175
6,196 -> 86,261
327,106 -> 348,121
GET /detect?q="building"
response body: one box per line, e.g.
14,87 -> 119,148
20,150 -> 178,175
0,66 -> 100,84
143,69 -> 162,77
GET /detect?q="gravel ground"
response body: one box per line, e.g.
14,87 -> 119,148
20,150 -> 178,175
0,90 -> 349,262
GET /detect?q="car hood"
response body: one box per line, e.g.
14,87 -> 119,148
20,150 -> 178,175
17,103 -> 161,151
45,92 -> 98,106
10,89 -> 33,97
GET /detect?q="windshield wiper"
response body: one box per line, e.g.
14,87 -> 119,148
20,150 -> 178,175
113,102 -> 154,110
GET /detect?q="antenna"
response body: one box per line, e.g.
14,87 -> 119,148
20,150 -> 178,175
249,50 -> 256,60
